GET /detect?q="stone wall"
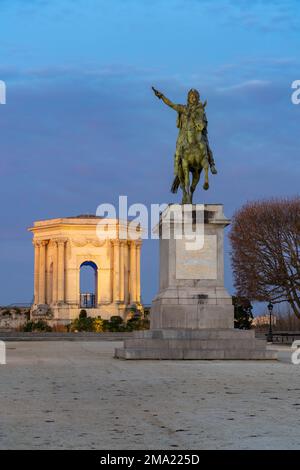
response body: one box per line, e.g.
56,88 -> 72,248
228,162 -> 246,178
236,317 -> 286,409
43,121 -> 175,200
0,308 -> 30,330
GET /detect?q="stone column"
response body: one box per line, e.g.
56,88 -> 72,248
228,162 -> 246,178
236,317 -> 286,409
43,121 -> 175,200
119,241 -> 125,303
130,241 -> 137,304
57,239 -> 66,303
38,240 -> 48,304
100,241 -> 113,304
113,240 -> 120,302
108,241 -> 113,304
33,240 -> 40,304
124,242 -> 129,305
136,240 -> 142,304
52,240 -> 58,303
46,256 -> 52,305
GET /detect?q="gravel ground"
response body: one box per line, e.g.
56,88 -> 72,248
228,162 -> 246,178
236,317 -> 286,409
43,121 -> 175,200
0,341 -> 299,450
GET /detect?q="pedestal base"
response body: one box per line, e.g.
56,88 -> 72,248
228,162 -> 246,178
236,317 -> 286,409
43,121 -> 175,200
151,287 -> 234,329
115,204 -> 276,361
115,329 -> 276,360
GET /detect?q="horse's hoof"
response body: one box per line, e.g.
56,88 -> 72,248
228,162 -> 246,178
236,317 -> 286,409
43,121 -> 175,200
210,165 -> 217,175
203,182 -> 209,190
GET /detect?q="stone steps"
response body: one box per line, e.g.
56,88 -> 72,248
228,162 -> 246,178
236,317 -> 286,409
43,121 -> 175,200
132,328 -> 255,340
115,347 -> 277,360
123,339 -> 268,351
115,328 -> 277,360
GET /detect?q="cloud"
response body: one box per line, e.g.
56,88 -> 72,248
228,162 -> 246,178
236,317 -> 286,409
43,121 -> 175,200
217,79 -> 271,93
200,0 -> 300,32
0,63 -> 153,80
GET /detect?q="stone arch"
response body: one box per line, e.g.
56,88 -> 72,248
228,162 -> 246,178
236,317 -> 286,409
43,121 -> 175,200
79,260 -> 98,308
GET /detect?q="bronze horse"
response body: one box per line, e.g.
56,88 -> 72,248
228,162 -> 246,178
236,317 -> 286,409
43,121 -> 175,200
152,87 -> 215,204
170,123 -> 209,204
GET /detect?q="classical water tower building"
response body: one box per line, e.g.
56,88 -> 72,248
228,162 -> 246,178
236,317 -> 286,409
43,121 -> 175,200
28,215 -> 142,321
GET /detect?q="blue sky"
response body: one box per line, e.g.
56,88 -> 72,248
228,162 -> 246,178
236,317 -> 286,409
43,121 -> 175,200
0,0 -> 299,308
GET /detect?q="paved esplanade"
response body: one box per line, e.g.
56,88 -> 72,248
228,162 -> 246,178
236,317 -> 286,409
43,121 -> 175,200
0,341 -> 298,450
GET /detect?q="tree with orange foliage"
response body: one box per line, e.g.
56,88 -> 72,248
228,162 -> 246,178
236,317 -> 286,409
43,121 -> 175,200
229,197 -> 300,319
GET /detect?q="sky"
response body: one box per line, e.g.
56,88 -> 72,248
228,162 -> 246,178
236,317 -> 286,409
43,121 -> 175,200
0,0 -> 299,311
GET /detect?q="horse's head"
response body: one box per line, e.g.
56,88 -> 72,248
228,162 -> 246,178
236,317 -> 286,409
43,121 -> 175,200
194,121 -> 204,133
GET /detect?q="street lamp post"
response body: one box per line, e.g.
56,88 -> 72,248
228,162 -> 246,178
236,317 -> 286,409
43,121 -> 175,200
267,302 -> 274,343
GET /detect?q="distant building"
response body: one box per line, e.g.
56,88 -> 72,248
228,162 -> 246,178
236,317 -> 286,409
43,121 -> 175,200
28,215 -> 142,323
252,315 -> 277,327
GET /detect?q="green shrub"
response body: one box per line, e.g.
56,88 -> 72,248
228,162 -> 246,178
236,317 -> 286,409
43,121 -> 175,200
22,320 -> 52,332
108,316 -> 126,332
79,309 -> 87,319
101,319 -> 110,332
100,316 -> 127,332
233,296 -> 253,330
93,317 -> 104,332
70,312 -> 150,333
70,315 -> 94,332
126,316 -> 150,331
110,316 -> 123,326
69,313 -> 104,332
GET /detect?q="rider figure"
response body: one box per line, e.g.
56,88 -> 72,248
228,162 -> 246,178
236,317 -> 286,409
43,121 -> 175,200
152,87 -> 217,177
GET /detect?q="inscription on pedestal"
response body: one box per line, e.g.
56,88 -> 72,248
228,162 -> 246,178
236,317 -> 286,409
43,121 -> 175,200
175,234 -> 217,280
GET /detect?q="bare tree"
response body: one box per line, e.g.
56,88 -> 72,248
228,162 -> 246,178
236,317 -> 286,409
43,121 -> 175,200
229,197 -> 300,319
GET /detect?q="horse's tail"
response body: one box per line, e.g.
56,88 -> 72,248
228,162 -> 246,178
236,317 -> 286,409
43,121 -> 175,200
171,176 -> 180,194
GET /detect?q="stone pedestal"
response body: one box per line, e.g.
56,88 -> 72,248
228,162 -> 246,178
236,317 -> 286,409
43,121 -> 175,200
151,204 -> 233,330
115,204 -> 276,360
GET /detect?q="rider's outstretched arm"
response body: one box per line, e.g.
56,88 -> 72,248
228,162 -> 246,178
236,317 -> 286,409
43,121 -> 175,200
152,87 -> 184,112
161,94 -> 184,112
